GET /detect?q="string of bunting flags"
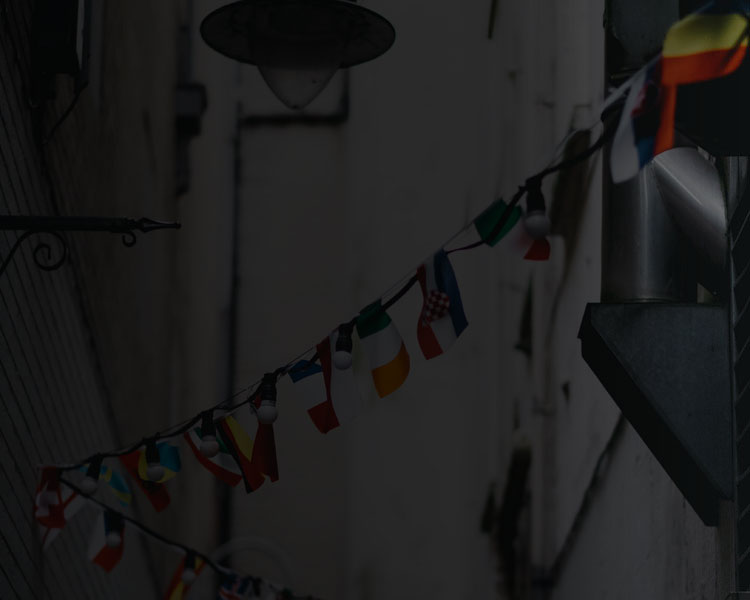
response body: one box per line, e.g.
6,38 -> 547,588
35,469 -> 313,599
32,2 -> 750,597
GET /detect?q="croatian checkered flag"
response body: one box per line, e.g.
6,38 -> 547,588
416,249 -> 468,359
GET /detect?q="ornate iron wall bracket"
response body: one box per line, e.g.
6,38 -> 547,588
0,216 -> 181,278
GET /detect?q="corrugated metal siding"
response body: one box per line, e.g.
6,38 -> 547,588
0,0 -> 170,597
732,175 -> 750,591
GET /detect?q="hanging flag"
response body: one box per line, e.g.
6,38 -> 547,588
78,463 -> 133,506
416,250 -> 468,360
136,442 -> 182,483
35,468 -> 85,550
119,452 -> 171,512
662,5 -> 748,85
472,199 -> 550,260
289,358 -> 338,434
473,198 -> 522,247
657,5 -> 749,151
610,59 -> 666,183
87,511 -> 125,572
184,424 -> 243,487
216,414 -> 278,493
289,356 -> 328,426
164,554 -> 206,600
245,403 -> 279,485
35,468 -> 68,529
356,301 -> 410,398
611,6 -> 749,182
100,465 -> 133,506
291,329 -> 366,433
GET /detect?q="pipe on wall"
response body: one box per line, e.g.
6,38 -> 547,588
652,147 -> 727,295
601,143 -> 697,302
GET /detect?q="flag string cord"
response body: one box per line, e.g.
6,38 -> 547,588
47,108 -> 621,474
33,4 -> 750,598
58,476 -> 319,599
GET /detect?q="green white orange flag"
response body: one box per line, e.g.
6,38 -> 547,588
356,301 -> 410,398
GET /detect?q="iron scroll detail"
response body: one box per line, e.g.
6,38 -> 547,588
0,215 -> 181,279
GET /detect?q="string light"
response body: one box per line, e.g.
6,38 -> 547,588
104,511 -> 124,548
182,551 -> 198,584
55,476 -> 315,599
199,411 -> 220,458
80,455 -> 103,495
333,322 -> 354,370
44,91 -> 618,487
523,177 -> 551,239
33,104 -> 620,600
145,440 -> 165,482
256,373 -> 278,425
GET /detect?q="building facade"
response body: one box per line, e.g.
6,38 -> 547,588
0,0 -> 742,598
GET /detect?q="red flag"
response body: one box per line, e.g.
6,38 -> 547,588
34,468 -> 84,549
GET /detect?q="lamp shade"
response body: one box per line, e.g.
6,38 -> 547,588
200,0 -> 395,109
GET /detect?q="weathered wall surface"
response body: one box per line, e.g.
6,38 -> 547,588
188,0 -> 732,599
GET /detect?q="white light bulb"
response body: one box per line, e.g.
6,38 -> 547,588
256,401 -> 278,425
181,568 -> 197,585
105,531 -> 122,548
146,464 -> 165,482
80,476 -> 99,495
333,350 -> 352,370
524,211 -> 551,239
200,434 -> 220,458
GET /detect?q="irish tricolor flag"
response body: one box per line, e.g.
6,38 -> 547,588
356,301 -> 410,398
416,250 -> 468,359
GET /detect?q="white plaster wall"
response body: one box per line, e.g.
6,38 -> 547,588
188,0 -> 732,598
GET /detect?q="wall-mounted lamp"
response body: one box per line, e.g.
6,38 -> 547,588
200,0 -> 395,110
31,0 -> 91,103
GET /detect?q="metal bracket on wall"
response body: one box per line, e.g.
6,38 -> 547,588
0,216 -> 181,279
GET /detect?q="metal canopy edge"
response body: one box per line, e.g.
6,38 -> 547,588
579,302 -> 733,526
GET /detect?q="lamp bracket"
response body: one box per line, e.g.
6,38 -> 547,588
0,215 -> 181,279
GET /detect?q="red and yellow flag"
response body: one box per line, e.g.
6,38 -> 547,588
657,7 -> 749,151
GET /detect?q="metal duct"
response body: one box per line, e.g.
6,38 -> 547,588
584,0 -> 734,533
652,147 -> 728,295
601,148 -> 696,302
